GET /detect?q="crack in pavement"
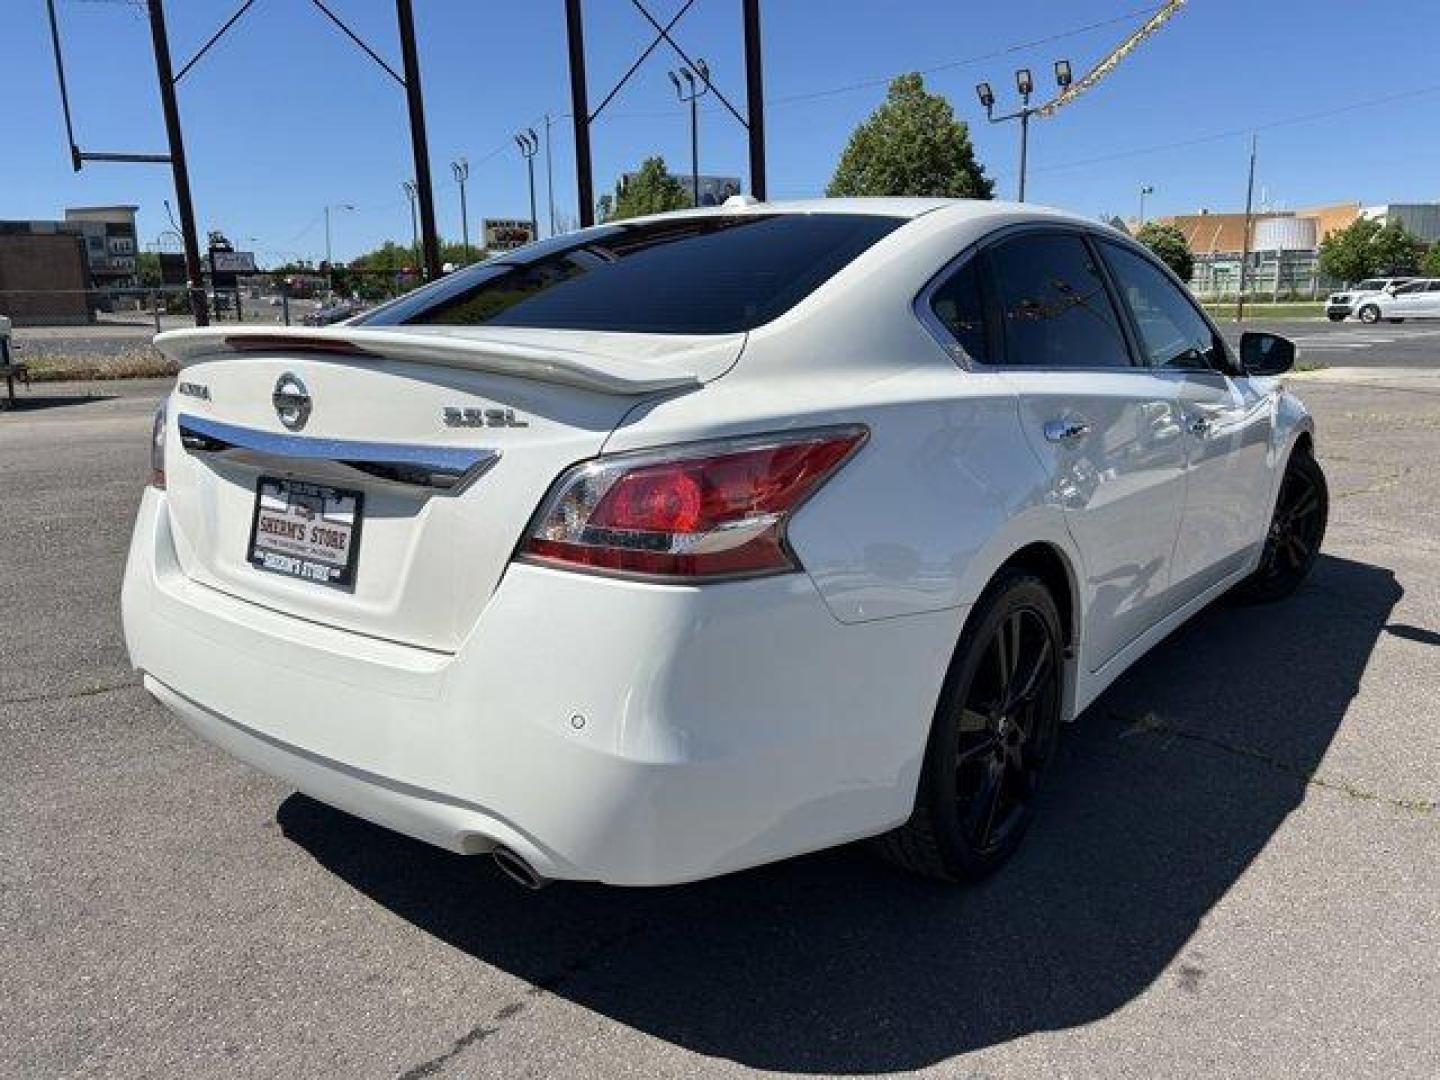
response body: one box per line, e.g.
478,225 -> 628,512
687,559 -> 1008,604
0,678 -> 141,708
1115,710 -> 1436,816
394,920 -> 649,1078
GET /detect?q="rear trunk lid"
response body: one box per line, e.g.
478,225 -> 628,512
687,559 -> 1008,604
156,325 -> 741,651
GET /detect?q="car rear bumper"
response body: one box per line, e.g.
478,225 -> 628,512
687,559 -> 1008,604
122,488 -> 958,885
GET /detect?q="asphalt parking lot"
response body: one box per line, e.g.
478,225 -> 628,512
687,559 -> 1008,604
2,327 -> 1437,1079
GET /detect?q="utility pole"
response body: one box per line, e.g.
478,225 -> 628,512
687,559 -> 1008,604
395,0 -> 440,280
402,181 -> 420,270
324,203 -> 353,292
669,60 -> 711,206
1236,134 -> 1258,323
515,130 -> 539,243
544,114 -> 556,237
564,0 -> 594,227
742,0 -> 766,200
146,0 -> 209,325
1138,184 -> 1154,226
977,60 -> 1073,202
451,158 -> 470,263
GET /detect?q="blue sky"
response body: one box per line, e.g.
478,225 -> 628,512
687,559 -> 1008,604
7,1 -> 1436,265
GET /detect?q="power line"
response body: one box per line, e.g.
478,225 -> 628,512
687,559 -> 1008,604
1024,82 -> 1440,177
598,3 -> 1168,120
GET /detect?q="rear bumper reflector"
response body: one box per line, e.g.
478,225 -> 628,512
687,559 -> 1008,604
176,413 -> 499,493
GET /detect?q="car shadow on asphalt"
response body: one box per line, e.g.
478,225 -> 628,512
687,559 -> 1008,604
278,553 -> 1399,1075
1,393 -> 115,413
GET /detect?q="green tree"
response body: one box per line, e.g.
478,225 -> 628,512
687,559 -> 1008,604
1134,222 -> 1195,282
135,251 -> 162,287
1319,217 -> 1422,283
1423,244 -> 1440,277
608,157 -> 691,221
827,73 -> 993,199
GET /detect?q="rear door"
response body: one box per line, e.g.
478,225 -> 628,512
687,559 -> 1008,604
976,229 -> 1189,672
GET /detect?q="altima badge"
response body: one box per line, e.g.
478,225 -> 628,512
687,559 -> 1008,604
443,406 -> 529,429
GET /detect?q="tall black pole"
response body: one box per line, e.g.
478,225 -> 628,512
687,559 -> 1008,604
544,114 -> 556,237
527,156 -> 538,242
690,96 -> 700,206
565,0 -> 594,227
396,0 -> 440,280
459,182 -> 470,263
742,0 -> 766,200
1017,108 -> 1030,202
1236,134 -> 1258,323
147,0 -> 208,326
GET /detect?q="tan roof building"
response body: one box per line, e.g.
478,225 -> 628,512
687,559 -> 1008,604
1153,202 -> 1361,255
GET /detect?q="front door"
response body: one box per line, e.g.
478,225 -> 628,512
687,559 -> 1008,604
1096,239 -> 1275,604
981,230 -> 1189,673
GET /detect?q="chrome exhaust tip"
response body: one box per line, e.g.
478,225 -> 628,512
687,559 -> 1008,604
492,846 -> 549,890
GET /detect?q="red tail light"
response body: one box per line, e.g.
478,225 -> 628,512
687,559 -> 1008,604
518,427 -> 867,580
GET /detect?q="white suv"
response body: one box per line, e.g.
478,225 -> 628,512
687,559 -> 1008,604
1325,277 -> 1411,321
123,200 -> 1324,887
1352,278 -> 1440,323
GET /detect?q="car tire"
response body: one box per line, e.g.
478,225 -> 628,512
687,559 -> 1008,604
1232,448 -> 1328,604
878,569 -> 1064,883
1326,313 -> 1345,322
1358,304 -> 1381,324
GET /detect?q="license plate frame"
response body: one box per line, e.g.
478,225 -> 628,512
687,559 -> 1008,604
246,476 -> 364,591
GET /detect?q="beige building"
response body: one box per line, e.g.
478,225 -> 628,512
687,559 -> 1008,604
1148,203 -> 1363,299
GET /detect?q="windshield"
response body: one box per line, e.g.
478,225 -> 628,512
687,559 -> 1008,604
358,213 -> 906,335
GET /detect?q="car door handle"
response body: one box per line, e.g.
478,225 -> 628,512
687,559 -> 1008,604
1043,417 -> 1091,443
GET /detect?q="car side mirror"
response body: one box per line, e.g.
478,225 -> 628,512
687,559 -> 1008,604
1239,331 -> 1295,376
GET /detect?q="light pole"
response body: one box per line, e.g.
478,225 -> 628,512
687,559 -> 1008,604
544,113 -> 556,237
977,59 -> 1072,202
323,203 -> 354,292
515,129 -> 539,243
1138,184 -> 1154,226
450,158 -> 471,264
401,180 -> 419,271
669,59 -> 711,207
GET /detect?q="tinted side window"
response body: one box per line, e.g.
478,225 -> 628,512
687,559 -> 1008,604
928,257 -> 988,364
361,214 -> 905,335
1100,241 -> 1225,370
988,233 -> 1131,368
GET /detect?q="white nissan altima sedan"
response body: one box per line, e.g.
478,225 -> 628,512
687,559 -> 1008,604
122,198 -> 1327,888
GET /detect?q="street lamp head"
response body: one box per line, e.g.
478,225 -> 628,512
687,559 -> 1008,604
526,127 -> 537,145
681,66 -> 696,87
1054,59 -> 1072,88
1140,184 -> 1155,195
668,70 -> 682,92
1015,68 -> 1034,96
975,82 -> 995,109
695,58 -> 709,82
401,180 -> 417,200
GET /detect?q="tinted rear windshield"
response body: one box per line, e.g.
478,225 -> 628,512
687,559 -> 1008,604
359,213 -> 905,334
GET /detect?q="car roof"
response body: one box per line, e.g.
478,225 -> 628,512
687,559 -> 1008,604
619,196 -> 1102,230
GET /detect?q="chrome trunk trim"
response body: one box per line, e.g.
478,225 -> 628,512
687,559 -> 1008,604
176,414 -> 499,494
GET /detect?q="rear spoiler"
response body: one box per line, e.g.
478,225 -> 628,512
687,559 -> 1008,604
153,326 -> 704,396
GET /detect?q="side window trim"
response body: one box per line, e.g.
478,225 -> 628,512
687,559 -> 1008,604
1079,231 -> 1145,370
914,242 -> 990,369
1094,234 -> 1236,376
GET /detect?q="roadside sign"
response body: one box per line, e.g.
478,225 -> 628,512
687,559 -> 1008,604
483,219 -> 535,251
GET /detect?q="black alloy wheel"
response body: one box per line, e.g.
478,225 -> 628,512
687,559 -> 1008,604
1233,449 -> 1328,603
880,570 -> 1064,882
